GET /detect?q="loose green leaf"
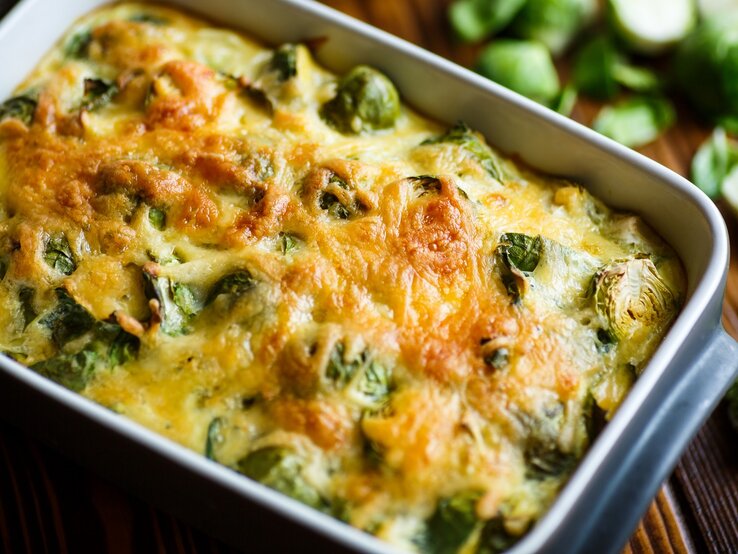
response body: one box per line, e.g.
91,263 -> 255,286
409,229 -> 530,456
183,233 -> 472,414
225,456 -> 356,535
612,63 -> 660,94
205,417 -> 223,461
148,207 -> 166,230
592,256 -> 678,342
321,65 -> 401,134
572,37 -> 620,100
511,0 -> 598,56
593,96 -> 675,148
65,30 -> 92,59
0,95 -> 37,125
44,234 -> 76,275
448,0 -> 527,43
423,121 -> 503,180
417,491 -> 483,554
40,288 -> 95,348
553,84 -> 578,117
238,447 -> 327,510
81,78 -> 118,111
674,12 -> 738,121
206,270 -> 255,305
475,40 -> 560,106
477,517 -> 518,554
691,127 -> 734,198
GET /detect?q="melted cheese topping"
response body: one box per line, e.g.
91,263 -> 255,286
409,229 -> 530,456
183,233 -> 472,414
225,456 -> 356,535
0,4 -> 685,552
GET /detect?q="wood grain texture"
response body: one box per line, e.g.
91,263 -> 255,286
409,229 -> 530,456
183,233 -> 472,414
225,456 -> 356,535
0,0 -> 737,553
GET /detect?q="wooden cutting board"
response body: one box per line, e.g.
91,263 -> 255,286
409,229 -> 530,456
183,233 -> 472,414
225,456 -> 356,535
0,0 -> 736,552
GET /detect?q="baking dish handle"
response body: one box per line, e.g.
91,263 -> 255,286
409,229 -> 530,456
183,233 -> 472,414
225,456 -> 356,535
536,326 -> 738,554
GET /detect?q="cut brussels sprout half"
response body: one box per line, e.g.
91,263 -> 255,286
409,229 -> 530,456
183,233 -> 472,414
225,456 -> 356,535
512,0 -> 598,56
609,0 -> 696,55
592,257 -> 678,342
321,65 -> 401,134
238,446 -> 327,510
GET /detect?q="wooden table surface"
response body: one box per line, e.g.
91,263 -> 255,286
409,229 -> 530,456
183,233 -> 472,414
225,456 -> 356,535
1,0 -> 737,553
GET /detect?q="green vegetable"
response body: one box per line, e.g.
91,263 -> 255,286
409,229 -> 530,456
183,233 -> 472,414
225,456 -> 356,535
18,286 -> 36,329
674,12 -> 738,121
32,349 -> 99,392
40,288 -> 95,348
591,256 -> 678,342
238,446 -> 327,510
0,95 -> 37,126
417,491 -> 483,554
65,30 -> 92,59
726,381 -> 738,432
408,176 -> 443,198
81,78 -> 118,111
609,0 -> 696,55
143,269 -> 199,335
477,517 -> 518,554
422,121 -> 503,180
691,128 -> 737,198
321,65 -> 401,134
205,417 -> 223,461
524,437 -> 577,480
148,207 -> 166,230
593,96 -> 675,148
483,346 -> 509,370
495,233 -> 542,302
326,343 -> 392,408
206,270 -> 255,305
278,232 -> 300,254
129,13 -> 169,25
267,43 -> 298,82
44,234 -> 76,275
475,40 -> 560,106
553,84 -> 578,117
573,37 -> 660,101
32,317 -> 139,391
511,0 -> 598,56
448,0 -> 527,43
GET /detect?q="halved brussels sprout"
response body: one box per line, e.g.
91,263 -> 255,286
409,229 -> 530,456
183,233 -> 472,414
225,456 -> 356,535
495,233 -> 542,302
238,446 -> 326,510
592,256 -> 678,342
320,65 -> 401,134
325,343 -> 392,409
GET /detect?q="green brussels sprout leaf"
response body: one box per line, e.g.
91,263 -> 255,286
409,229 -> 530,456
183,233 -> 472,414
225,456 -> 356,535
448,0 -> 527,43
495,233 -> 543,303
475,40 -> 560,106
593,96 -> 675,148
206,270 -> 255,305
81,78 -> 119,111
691,127 -> 738,199
511,0 -> 598,56
40,288 -> 95,348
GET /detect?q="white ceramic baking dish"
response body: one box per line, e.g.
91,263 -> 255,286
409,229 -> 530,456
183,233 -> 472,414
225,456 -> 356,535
1,1 -> 737,552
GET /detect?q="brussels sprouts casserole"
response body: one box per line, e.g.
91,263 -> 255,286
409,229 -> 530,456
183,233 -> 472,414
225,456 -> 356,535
0,3 -> 685,553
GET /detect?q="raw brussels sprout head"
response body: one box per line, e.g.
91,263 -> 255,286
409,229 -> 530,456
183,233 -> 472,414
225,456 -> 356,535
593,257 -> 677,342
321,65 -> 401,134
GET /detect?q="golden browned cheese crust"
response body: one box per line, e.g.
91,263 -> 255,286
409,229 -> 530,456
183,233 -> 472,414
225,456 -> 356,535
0,3 -> 685,552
